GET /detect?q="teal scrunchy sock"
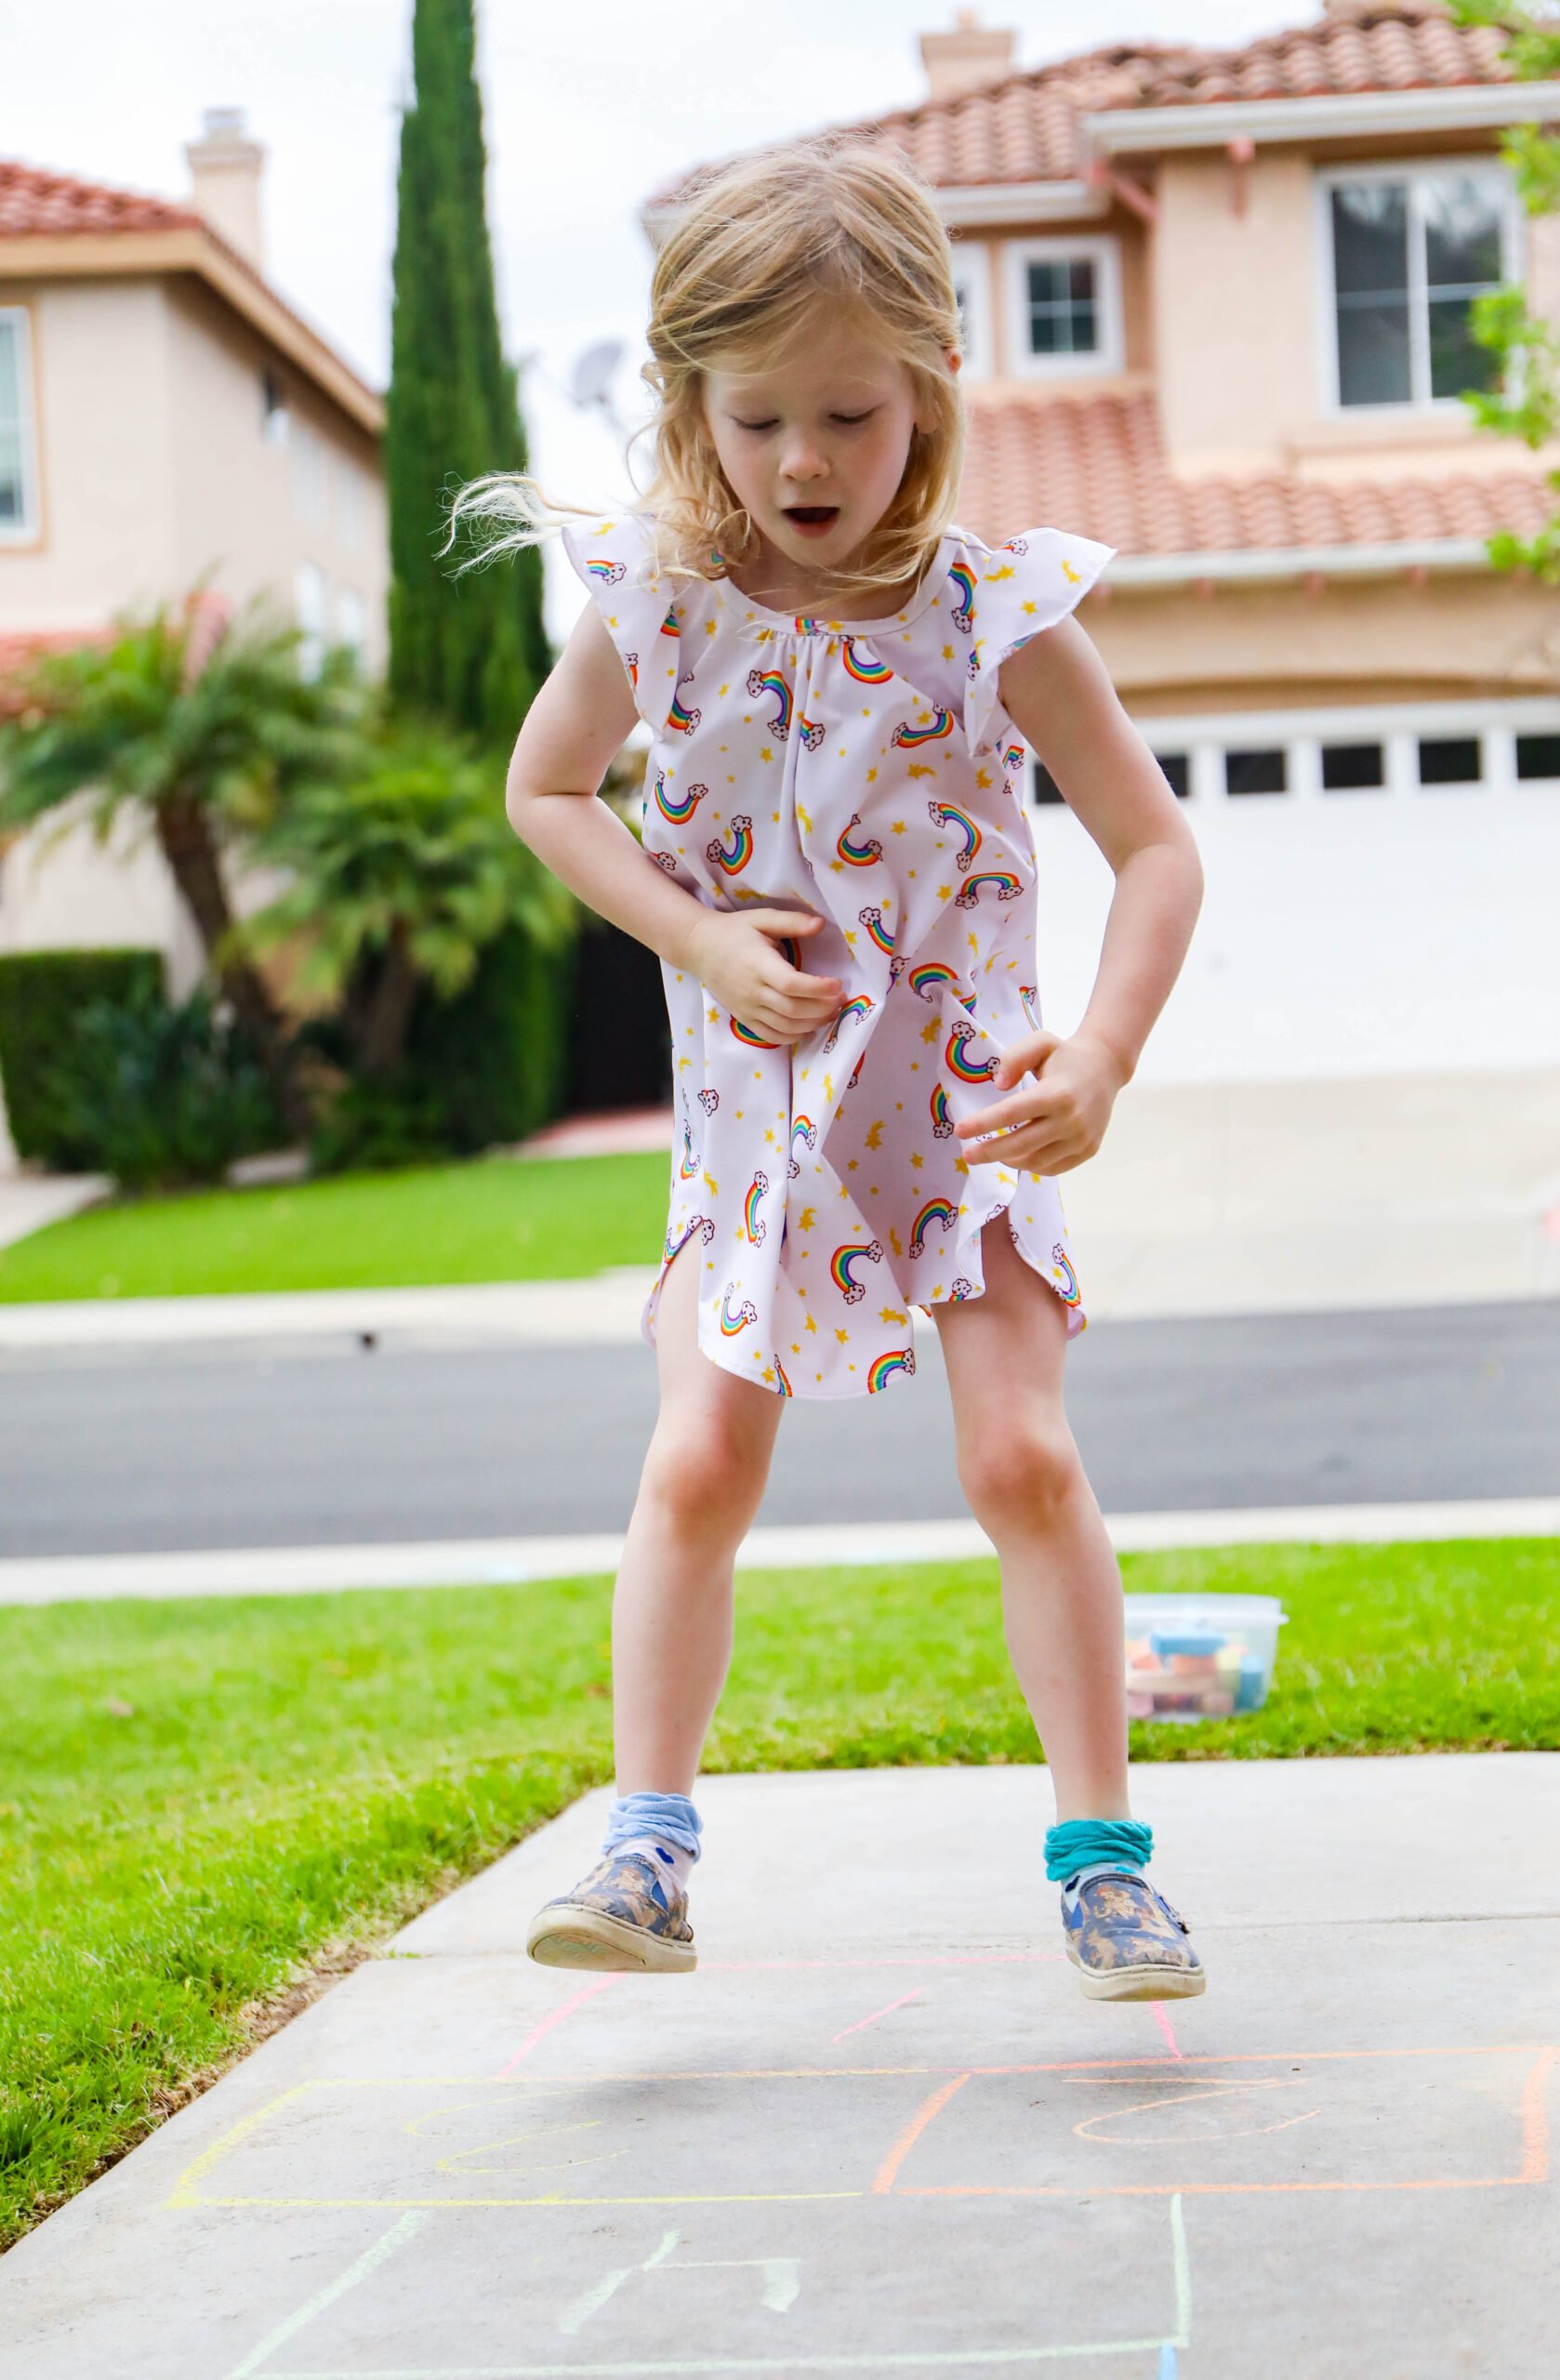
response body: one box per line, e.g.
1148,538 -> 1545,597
1044,1817 -> 1153,1884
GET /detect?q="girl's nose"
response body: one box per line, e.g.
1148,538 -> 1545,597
779,441 -> 827,483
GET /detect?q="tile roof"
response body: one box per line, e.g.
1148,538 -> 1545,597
0,159 -> 203,241
650,4 -> 1514,204
958,387 -> 1553,563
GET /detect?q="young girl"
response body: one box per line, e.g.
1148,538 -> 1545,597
457,138 -> 1206,2003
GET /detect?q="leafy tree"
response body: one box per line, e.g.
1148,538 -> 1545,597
386,0 -> 549,741
1449,1 -> 1560,577
232,718 -> 573,1085
0,593 -> 365,1133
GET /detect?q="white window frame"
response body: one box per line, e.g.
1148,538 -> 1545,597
0,304 -> 41,543
948,240 -> 994,381
1117,696 -> 1560,805
1315,158 -> 1522,418
1002,234 -> 1123,378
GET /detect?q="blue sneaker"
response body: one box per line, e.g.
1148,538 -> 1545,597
526,1848 -> 697,1974
1061,1870 -> 1206,2001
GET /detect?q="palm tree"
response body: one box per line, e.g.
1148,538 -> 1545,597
231,716 -> 575,1086
0,589 -> 366,1133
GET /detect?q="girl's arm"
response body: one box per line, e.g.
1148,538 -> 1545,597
507,602 -> 842,1043
954,615 -> 1204,1173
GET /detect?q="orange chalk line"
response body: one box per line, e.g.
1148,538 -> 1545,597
898,2176 -> 1545,2198
1519,2043 -> 1557,2184
872,2073 -> 972,2193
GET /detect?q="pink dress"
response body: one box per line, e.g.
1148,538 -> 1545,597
562,511 -> 1115,1399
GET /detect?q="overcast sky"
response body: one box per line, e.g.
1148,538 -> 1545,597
1,0 -> 1296,628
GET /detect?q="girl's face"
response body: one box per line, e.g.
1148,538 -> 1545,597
703,311 -> 945,587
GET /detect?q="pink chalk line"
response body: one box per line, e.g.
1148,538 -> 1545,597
832,1989 -> 926,2043
1148,2002 -> 1185,2058
496,1974 -> 620,2076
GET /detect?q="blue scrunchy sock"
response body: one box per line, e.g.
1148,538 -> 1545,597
602,1790 -> 703,1861
1045,1817 -> 1153,1884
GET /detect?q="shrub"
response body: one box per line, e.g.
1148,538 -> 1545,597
0,948 -> 165,1166
37,983 -> 282,1192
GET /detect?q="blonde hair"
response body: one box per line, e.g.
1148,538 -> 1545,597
445,136 -> 966,612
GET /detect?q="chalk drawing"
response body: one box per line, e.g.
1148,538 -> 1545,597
223,2207 -> 430,2379
1068,2075 -> 1321,2146
560,2232 -> 801,2332
497,1974 -> 621,2076
832,1990 -> 925,2043
557,2228 -> 679,2334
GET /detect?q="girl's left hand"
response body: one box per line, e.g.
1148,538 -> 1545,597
953,1028 -> 1129,1174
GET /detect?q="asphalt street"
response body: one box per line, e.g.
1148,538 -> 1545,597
4,1297 -> 1556,1557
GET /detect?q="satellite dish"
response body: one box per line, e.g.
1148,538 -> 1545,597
568,338 -> 626,414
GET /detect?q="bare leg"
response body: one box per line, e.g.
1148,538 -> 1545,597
932,1215 -> 1130,1824
611,1236 -> 787,1797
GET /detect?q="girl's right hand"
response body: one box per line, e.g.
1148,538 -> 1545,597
684,909 -> 843,1045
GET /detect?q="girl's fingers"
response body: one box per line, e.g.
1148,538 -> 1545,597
954,1088 -> 1058,1139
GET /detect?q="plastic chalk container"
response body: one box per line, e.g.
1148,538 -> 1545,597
1122,1593 -> 1289,1724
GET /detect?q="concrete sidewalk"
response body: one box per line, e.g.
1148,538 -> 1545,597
2,1753 -> 1555,2375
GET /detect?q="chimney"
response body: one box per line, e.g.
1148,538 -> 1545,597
919,11 -> 1017,103
185,107 -> 266,271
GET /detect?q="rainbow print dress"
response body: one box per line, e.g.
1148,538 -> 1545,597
562,512 -> 1114,1398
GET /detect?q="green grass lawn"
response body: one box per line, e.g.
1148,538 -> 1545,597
0,1148 -> 669,1302
3,1533 -> 1556,2249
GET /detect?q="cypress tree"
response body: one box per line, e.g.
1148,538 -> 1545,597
385,0 -> 549,742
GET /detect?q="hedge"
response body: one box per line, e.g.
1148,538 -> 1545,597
0,948 -> 165,1166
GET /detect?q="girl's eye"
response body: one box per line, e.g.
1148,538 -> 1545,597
832,410 -> 877,426
734,418 -> 777,433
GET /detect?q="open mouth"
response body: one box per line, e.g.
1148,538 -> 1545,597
783,505 -> 840,536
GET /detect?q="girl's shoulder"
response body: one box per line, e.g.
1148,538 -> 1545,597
923,522 -> 1117,757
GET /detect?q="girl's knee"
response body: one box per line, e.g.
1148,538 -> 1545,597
641,1410 -> 772,1539
958,1417 -> 1084,1534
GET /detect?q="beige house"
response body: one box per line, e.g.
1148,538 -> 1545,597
654,0 -> 1560,1082
0,110 -> 387,1144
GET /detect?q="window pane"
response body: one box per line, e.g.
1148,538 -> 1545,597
1428,297 -> 1500,399
1032,760 -> 1064,805
1515,733 -> 1560,780
1423,173 -> 1503,291
1321,742 -> 1384,789
1224,747 -> 1287,796
1154,752 -> 1190,798
1026,256 -> 1097,356
0,316 -> 24,523
1332,184 -> 1411,405
1418,736 -> 1482,786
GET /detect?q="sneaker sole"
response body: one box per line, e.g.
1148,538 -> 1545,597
525,1903 -> 697,1975
1065,1941 -> 1206,2001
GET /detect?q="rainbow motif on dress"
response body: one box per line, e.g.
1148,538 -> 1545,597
742,1170 -> 769,1245
679,1118 -> 699,1180
841,641 -> 893,684
954,868 -> 1024,909
892,707 -> 955,749
668,672 -> 700,733
927,800 -> 982,872
627,653 -> 639,687
857,905 -> 894,955
664,1212 -> 715,1263
1051,1244 -> 1082,1307
830,1238 -> 883,1305
908,960 -> 976,1013
823,992 -> 873,1051
947,562 -> 977,633
1001,743 -> 1025,779
719,1286 -> 759,1336
586,557 -> 625,585
659,607 -> 681,639
908,1194 -> 959,1259
787,1114 -> 816,1178
867,1347 -> 916,1392
1019,985 -> 1040,1030
773,1353 -> 794,1397
930,1082 -> 954,1139
945,1021 -> 999,1083
732,1014 -> 781,1048
706,814 -> 753,875
746,667 -> 793,738
793,615 -> 826,635
654,772 -> 707,824
836,813 -> 882,866
799,714 -> 826,752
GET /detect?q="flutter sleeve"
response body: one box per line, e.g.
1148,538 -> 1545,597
560,510 -> 686,734
959,525 -> 1116,760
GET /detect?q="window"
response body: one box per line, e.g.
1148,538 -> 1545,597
1154,752 -> 1190,799
949,244 -> 993,380
261,367 -> 290,446
0,307 -> 40,538
1324,165 -> 1513,410
1224,747 -> 1287,797
1005,237 -> 1122,377
336,587 -> 366,657
1321,742 -> 1384,790
1418,735 -> 1482,787
293,419 -> 328,529
1515,733 -> 1560,780
295,561 -> 327,677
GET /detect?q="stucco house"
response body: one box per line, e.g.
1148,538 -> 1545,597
653,0 -> 1560,1081
0,111 -> 387,1102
